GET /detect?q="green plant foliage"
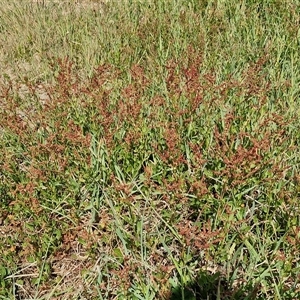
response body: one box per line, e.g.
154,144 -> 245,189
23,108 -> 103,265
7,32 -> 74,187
0,0 -> 299,299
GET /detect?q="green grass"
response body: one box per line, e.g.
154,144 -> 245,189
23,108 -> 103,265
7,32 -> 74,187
0,0 -> 299,299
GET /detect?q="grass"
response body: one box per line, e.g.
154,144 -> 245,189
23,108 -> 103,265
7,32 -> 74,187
0,0 -> 299,299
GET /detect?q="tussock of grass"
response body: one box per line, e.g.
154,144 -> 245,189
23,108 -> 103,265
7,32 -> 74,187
0,1 -> 299,299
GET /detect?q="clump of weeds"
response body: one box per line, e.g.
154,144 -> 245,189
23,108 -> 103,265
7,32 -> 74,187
0,0 -> 299,299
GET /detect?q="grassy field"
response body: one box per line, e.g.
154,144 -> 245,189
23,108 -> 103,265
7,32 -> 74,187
0,0 -> 299,299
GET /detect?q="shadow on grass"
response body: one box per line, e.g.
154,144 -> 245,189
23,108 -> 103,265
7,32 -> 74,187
168,270 -> 259,300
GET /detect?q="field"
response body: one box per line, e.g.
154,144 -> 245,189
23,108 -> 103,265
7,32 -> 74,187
0,1 -> 299,299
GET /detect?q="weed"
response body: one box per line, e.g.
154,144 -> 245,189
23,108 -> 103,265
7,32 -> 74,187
0,0 -> 299,299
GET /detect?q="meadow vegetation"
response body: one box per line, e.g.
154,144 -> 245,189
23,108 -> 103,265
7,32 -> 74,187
0,0 -> 299,299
